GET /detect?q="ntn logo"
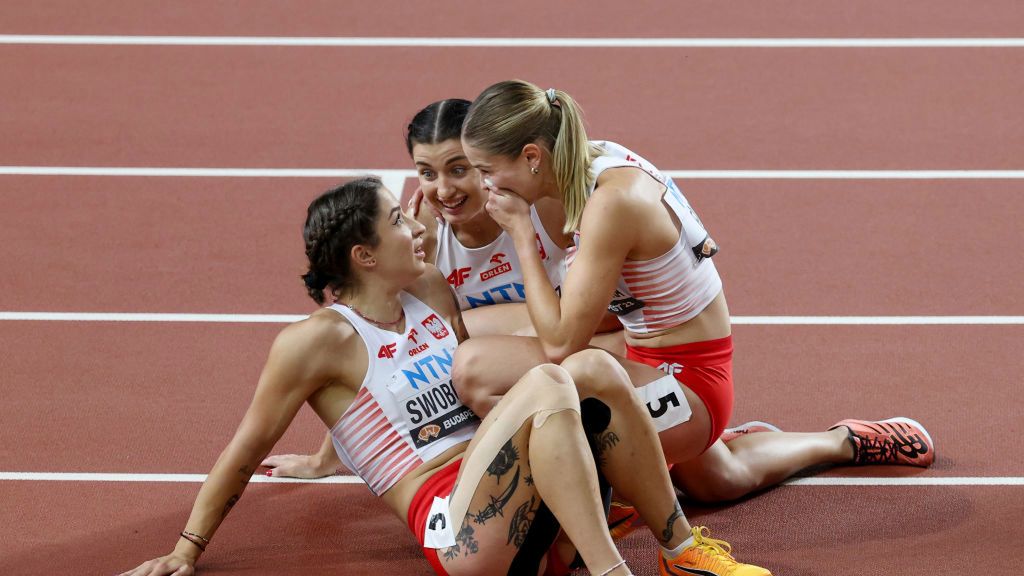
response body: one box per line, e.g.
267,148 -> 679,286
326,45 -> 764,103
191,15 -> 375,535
465,283 -> 526,309
401,348 -> 454,389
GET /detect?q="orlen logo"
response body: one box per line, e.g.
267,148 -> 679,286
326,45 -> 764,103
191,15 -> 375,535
480,253 -> 512,281
377,343 -> 398,359
535,233 -> 547,260
407,328 -> 429,357
446,267 -> 471,288
421,314 -> 450,340
657,362 -> 683,375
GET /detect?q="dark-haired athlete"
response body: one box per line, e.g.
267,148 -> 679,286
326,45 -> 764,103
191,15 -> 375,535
119,178 -> 764,576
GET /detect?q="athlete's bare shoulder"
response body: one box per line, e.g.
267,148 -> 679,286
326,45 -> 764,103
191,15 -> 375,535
406,265 -> 457,315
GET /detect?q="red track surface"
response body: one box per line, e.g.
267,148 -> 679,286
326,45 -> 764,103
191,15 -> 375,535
1,5 -> 1022,576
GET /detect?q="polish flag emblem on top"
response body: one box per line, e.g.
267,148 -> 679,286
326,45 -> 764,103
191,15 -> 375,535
421,314 -> 450,340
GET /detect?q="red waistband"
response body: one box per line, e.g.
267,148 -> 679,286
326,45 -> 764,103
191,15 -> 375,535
407,458 -> 463,537
625,335 -> 733,367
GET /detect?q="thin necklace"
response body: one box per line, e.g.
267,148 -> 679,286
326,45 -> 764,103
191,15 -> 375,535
345,302 -> 405,329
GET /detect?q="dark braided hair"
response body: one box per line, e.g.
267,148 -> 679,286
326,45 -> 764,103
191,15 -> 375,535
302,177 -> 383,305
404,98 -> 472,156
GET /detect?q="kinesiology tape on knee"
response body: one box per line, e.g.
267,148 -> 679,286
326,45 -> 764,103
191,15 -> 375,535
634,375 -> 692,432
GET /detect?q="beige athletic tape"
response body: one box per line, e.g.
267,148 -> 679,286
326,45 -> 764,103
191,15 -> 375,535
448,367 -> 581,526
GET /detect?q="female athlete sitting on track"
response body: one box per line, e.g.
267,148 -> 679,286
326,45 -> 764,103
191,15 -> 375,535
265,97 -> 934,520
262,98 -> 622,480
118,177 -> 771,576
452,80 -> 934,528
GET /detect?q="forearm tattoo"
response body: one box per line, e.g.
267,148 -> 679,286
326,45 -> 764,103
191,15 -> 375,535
237,464 -> 255,485
222,494 -> 240,518
660,500 -> 684,545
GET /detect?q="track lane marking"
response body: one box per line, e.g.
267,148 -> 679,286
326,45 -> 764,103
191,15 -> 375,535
3,167 -> 1024,179
2,312 -> 1022,325
1,472 -> 1020,486
2,36 -> 1024,48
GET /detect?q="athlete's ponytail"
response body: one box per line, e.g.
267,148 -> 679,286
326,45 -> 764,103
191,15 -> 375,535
463,80 -> 602,232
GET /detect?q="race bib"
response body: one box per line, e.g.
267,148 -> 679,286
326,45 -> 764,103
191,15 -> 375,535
423,495 -> 456,549
635,375 -> 692,432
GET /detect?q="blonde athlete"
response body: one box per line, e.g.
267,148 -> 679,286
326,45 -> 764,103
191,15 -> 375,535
455,81 -> 932,576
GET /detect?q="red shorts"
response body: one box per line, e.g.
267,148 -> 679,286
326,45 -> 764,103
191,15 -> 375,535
626,335 -> 734,451
407,458 -> 462,576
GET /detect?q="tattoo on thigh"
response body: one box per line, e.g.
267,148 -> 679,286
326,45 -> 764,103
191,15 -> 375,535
660,500 -> 684,545
524,474 -> 534,487
593,430 -> 621,466
444,521 -> 480,560
507,495 -> 538,549
486,440 -> 519,482
472,466 -> 520,525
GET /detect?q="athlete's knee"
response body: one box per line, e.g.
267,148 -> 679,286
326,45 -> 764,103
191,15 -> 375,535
560,349 -> 632,400
515,364 -> 581,422
451,341 -> 499,414
672,460 -> 757,503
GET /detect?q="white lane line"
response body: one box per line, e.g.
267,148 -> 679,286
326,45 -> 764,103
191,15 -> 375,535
3,167 -> 1024,179
2,313 -> 1023,325
1,36 -> 1024,48
784,477 -> 1024,486
2,472 -> 1021,486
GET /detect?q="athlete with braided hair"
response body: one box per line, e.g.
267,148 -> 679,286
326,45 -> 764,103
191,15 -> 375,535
121,177 -> 761,576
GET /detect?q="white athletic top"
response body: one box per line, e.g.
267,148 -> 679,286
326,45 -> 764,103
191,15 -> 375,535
436,205 -> 566,310
567,141 -> 722,334
328,292 -> 479,496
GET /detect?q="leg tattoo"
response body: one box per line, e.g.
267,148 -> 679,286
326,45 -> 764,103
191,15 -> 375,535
507,495 -> 538,549
472,466 -> 521,525
486,439 -> 520,482
660,500 -> 684,545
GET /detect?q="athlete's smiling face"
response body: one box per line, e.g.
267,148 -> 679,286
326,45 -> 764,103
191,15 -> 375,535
369,186 -> 427,285
412,139 -> 487,225
462,141 -> 544,204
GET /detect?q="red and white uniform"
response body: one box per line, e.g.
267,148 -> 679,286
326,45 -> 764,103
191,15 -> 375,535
567,141 -> 722,334
328,292 -> 479,496
436,205 -> 566,310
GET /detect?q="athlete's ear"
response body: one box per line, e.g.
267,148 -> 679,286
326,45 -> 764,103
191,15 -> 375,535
522,142 -> 543,172
351,244 -> 377,270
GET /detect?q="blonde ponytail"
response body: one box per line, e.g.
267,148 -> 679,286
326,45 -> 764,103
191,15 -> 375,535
547,89 -> 603,233
463,80 -> 602,233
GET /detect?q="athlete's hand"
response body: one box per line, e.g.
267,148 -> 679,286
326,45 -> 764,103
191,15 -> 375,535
484,185 -> 532,236
118,552 -> 197,576
407,187 -> 442,220
261,453 -> 337,479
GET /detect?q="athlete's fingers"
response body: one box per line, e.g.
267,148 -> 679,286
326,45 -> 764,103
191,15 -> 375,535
407,187 -> 424,216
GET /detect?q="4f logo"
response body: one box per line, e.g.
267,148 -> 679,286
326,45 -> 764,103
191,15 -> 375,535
446,267 -> 471,288
377,343 -> 397,359
657,362 -> 683,375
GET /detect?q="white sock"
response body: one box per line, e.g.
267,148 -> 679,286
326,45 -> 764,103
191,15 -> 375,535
661,534 -> 695,557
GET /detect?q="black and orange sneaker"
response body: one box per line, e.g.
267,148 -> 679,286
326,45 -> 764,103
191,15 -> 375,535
831,417 -> 934,467
720,421 -> 782,443
607,500 -> 642,540
659,526 -> 771,575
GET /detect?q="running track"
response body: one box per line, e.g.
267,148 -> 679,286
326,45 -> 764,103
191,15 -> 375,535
1,3 -> 1022,575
